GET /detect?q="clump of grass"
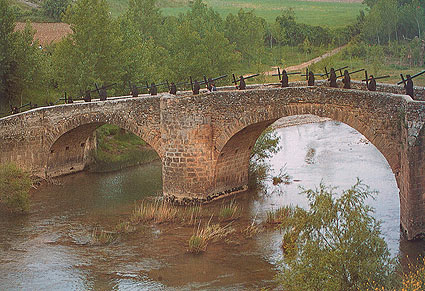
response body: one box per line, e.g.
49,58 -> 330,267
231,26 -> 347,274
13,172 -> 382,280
266,206 -> 293,225
131,200 -> 179,224
0,163 -> 32,213
188,219 -> 235,254
181,205 -> 203,226
219,200 -> 241,221
188,234 -> 208,254
90,228 -> 116,245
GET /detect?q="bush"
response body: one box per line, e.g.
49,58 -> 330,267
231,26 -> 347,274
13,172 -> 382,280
278,181 -> 398,290
0,163 -> 32,213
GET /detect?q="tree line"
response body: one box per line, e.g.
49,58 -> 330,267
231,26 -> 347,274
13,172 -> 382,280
0,0 -> 424,113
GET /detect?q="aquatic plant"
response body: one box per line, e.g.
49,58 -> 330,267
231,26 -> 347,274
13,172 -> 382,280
265,206 -> 293,225
188,234 -> 208,254
242,223 -> 261,238
0,163 -> 32,213
131,200 -> 179,224
188,220 -> 235,254
219,200 -> 241,221
90,228 -> 116,245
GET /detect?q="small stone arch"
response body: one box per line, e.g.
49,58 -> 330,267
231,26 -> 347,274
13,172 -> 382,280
44,111 -> 162,177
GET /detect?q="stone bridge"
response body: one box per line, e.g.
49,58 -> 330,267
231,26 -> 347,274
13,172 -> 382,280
1,81 -> 425,240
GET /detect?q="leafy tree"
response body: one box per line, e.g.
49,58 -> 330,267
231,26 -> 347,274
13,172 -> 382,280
0,0 -> 49,111
278,181 -> 397,290
124,0 -> 163,42
52,0 -> 123,96
164,1 -> 239,82
42,0 -> 71,22
225,9 -> 266,65
118,14 -> 169,88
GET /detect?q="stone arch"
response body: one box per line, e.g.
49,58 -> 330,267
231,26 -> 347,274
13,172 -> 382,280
44,111 -> 162,177
213,103 -> 401,193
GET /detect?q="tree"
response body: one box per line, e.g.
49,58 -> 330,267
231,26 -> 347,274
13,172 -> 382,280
278,181 -> 397,290
164,1 -> 239,82
42,0 -> 71,22
225,9 -> 266,65
52,0 -> 123,96
124,0 -> 163,42
118,14 -> 169,88
0,0 -> 49,111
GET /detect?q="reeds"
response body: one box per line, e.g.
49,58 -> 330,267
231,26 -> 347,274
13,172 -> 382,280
266,206 -> 293,225
130,200 -> 179,224
90,228 -> 116,245
188,218 -> 235,254
219,200 -> 241,221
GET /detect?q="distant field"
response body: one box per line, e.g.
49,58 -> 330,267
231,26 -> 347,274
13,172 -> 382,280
107,0 -> 365,27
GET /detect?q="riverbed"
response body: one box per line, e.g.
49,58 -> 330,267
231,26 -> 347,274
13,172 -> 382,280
1,119 -> 424,290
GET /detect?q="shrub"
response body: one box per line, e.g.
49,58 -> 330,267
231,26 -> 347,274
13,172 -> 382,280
0,163 -> 32,213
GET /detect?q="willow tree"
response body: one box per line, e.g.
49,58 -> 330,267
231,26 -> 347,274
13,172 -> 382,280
278,181 -> 398,290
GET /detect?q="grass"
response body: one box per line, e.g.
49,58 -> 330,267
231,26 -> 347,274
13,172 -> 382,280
219,199 -> 241,221
188,220 -> 235,253
161,0 -> 365,27
106,0 -> 365,27
266,206 -> 293,225
0,163 -> 32,213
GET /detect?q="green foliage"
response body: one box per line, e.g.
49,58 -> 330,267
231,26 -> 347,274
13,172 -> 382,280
53,0 -> 123,96
0,163 -> 32,213
361,0 -> 425,44
251,127 -> 280,166
225,9 -> 266,65
0,0 -> 50,111
278,181 -> 397,290
42,0 -> 71,21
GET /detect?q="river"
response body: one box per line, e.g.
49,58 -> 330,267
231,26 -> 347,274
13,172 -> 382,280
1,119 -> 425,290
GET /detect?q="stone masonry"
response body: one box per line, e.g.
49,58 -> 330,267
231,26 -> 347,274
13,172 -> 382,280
0,82 -> 424,240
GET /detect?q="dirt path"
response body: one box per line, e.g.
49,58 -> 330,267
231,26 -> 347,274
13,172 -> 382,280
264,44 -> 347,75
16,0 -> 40,8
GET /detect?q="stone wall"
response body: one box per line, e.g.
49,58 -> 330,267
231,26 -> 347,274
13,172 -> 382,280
0,96 -> 161,178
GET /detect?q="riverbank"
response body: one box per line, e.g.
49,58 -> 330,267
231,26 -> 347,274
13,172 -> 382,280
89,124 -> 160,173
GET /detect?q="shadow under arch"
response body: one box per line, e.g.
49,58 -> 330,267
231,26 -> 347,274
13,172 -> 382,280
46,121 -> 162,178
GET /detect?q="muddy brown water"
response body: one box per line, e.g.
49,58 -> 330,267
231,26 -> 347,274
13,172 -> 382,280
1,120 -> 425,290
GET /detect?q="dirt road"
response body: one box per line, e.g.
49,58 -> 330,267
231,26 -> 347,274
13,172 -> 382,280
264,45 -> 347,75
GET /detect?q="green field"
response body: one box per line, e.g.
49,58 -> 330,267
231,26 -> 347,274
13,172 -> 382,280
107,0 -> 365,27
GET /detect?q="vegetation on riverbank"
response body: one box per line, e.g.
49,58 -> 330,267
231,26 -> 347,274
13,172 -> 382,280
277,181 -> 399,290
90,124 -> 160,172
0,163 -> 32,213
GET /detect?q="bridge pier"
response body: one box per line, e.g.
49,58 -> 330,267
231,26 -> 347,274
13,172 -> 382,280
161,95 -> 216,203
399,103 -> 425,240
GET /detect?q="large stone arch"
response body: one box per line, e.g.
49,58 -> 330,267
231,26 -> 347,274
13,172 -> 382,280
214,103 -> 401,193
44,111 -> 162,177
